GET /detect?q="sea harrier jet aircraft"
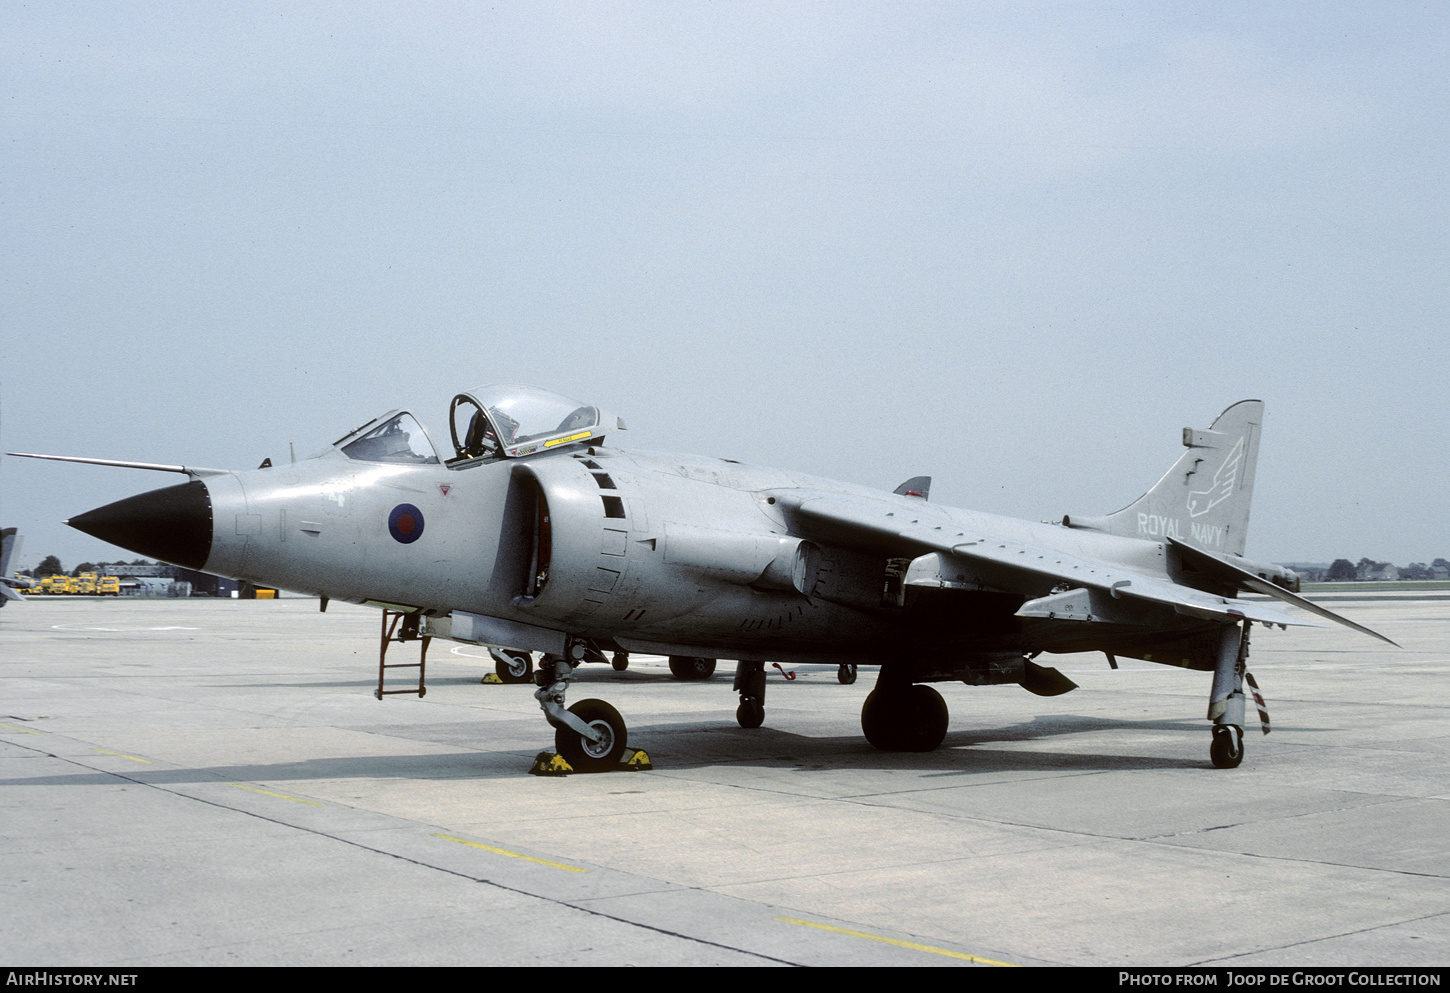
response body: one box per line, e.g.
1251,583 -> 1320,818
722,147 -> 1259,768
13,388 -> 1392,771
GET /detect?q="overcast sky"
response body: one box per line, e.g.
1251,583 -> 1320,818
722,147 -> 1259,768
3,2 -> 1446,572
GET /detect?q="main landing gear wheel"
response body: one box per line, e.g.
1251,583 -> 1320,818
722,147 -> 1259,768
669,656 -> 717,681
492,649 -> 533,684
838,664 -> 858,685
861,684 -> 949,752
1210,724 -> 1244,769
555,699 -> 628,773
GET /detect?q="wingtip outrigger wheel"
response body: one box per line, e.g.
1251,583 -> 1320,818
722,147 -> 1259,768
1210,724 -> 1244,769
1207,621 -> 1259,769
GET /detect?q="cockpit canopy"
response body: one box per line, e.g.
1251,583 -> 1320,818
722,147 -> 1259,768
450,385 -> 606,460
335,385 -> 616,467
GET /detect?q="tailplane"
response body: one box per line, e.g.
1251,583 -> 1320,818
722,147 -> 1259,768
1065,400 -> 1263,558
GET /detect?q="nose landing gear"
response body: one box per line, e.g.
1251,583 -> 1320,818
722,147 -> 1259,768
554,698 -> 629,772
532,647 -> 646,774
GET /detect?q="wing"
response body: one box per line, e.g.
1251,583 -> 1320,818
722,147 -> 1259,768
1168,537 -> 1398,646
776,489 -> 1386,639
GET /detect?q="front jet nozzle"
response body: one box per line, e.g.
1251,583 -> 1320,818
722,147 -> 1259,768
67,480 -> 214,571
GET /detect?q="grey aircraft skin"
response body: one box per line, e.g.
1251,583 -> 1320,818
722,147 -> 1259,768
13,386 -> 1392,771
0,527 -> 32,604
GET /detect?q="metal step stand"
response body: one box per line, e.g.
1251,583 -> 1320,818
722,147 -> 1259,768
376,609 -> 431,699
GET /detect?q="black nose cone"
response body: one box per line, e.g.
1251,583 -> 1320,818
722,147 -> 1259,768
68,480 -> 213,571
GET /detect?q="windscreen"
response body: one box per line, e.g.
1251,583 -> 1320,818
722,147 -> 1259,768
341,413 -> 440,464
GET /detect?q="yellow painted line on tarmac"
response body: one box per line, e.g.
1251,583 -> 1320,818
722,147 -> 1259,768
433,833 -> 589,872
229,783 -> 324,806
0,722 -> 42,735
94,749 -> 152,764
776,917 -> 1021,966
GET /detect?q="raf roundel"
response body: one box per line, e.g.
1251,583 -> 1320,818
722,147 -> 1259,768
388,503 -> 425,544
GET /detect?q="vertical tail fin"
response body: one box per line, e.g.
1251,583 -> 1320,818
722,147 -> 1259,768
1066,400 -> 1263,557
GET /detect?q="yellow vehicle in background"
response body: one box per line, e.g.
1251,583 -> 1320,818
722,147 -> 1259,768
31,571 -> 124,595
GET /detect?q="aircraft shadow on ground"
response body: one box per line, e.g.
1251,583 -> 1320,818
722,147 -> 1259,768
212,666 -> 755,692
2,711 -> 1211,789
1,749 -> 556,787
632,713 -> 1208,774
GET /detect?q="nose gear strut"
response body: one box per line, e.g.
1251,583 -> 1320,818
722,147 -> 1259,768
531,642 -> 643,773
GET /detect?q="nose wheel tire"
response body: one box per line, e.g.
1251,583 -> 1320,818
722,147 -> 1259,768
837,664 -> 857,685
555,699 -> 628,772
1210,724 -> 1244,769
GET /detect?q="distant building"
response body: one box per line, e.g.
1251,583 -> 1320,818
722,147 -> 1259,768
102,563 -> 238,597
1356,561 -> 1399,582
118,576 -> 185,596
1285,563 -> 1329,583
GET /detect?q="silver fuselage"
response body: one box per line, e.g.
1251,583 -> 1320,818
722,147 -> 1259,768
201,441 -> 1184,667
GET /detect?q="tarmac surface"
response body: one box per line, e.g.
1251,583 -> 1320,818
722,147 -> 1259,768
1,593 -> 1447,967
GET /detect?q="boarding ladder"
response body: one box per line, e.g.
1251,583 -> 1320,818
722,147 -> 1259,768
376,608 -> 431,699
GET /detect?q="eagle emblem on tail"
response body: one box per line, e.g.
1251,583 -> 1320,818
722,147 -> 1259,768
1187,437 -> 1244,518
